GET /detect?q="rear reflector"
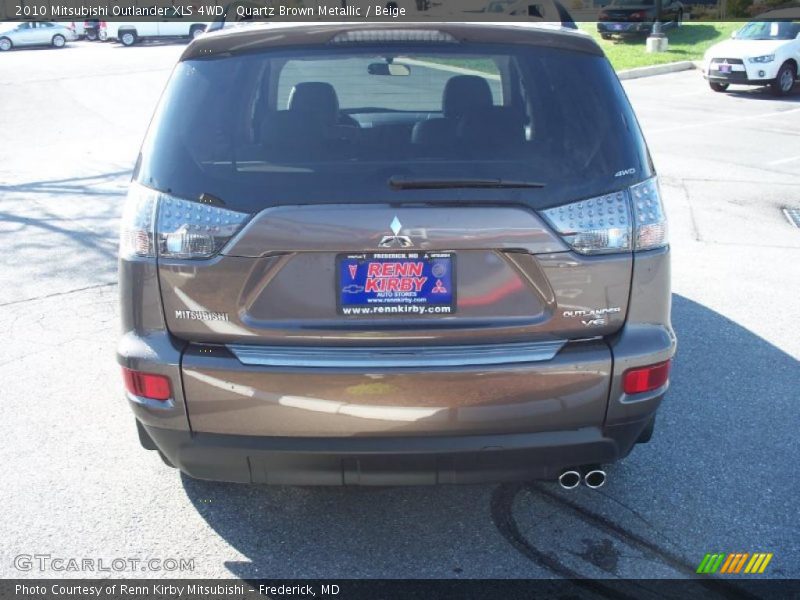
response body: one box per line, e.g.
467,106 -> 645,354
623,360 -> 671,394
122,368 -> 171,401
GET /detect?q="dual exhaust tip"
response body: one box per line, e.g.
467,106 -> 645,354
558,466 -> 606,490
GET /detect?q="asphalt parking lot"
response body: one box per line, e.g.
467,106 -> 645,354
1,40 -> 798,584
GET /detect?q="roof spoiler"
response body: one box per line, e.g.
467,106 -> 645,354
205,0 -> 579,34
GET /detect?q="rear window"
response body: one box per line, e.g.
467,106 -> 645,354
137,42 -> 651,212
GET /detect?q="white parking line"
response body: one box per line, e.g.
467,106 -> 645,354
670,90 -> 706,98
768,154 -> 800,166
647,106 -> 800,135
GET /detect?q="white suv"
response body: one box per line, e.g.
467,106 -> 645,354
703,12 -> 800,96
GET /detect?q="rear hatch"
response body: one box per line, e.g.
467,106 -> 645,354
158,203 -> 632,346
136,29 -> 653,436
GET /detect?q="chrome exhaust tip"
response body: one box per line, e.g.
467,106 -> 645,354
584,467 -> 607,489
558,469 -> 581,490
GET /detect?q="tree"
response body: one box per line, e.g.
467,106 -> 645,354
726,0 -> 753,17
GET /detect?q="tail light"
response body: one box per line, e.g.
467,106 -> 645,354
119,183 -> 157,258
99,21 -> 107,29
157,195 -> 250,259
122,368 -> 171,401
540,176 -> 668,255
630,178 -> 668,250
629,11 -> 646,20
598,11 -> 609,20
623,360 -> 671,394
119,182 -> 250,260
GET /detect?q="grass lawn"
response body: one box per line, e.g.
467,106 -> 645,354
579,22 -> 741,71
415,22 -> 740,74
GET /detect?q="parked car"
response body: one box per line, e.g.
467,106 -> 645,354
119,22 -> 674,487
597,0 -> 684,39
0,21 -> 77,51
500,0 -> 579,24
99,20 -> 207,46
703,12 -> 800,96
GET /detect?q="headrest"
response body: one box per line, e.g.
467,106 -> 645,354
288,82 -> 339,125
443,75 -> 493,119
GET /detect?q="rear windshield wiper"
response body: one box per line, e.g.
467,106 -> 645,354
389,176 -> 546,190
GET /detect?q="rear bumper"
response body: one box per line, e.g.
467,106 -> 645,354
597,22 -> 652,35
118,248 -> 675,485
178,339 -> 615,438
141,417 -> 655,485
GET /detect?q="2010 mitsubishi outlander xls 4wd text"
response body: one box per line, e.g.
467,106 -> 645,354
117,22 -> 676,488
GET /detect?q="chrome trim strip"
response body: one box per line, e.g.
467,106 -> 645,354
125,392 -> 175,410
227,341 -> 566,368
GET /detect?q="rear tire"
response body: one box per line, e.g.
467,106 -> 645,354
709,82 -> 729,92
85,29 -> 98,41
51,34 -> 66,48
771,62 -> 796,96
120,30 -> 137,47
0,37 -> 11,51
600,33 -> 612,40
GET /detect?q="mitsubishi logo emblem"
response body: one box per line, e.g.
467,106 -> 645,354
379,215 -> 413,248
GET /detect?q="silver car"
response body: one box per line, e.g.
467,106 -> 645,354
0,21 -> 77,51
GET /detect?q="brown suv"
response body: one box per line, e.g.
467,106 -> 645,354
117,22 -> 675,487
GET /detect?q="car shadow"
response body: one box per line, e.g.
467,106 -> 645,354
3,45 -> 80,52
111,39 -> 191,49
180,294 -> 799,578
608,23 -> 719,45
0,170 -> 130,288
722,85 -> 800,102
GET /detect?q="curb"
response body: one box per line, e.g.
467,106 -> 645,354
617,60 -> 698,81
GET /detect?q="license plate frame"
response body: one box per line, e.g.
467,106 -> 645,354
337,252 -> 456,317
